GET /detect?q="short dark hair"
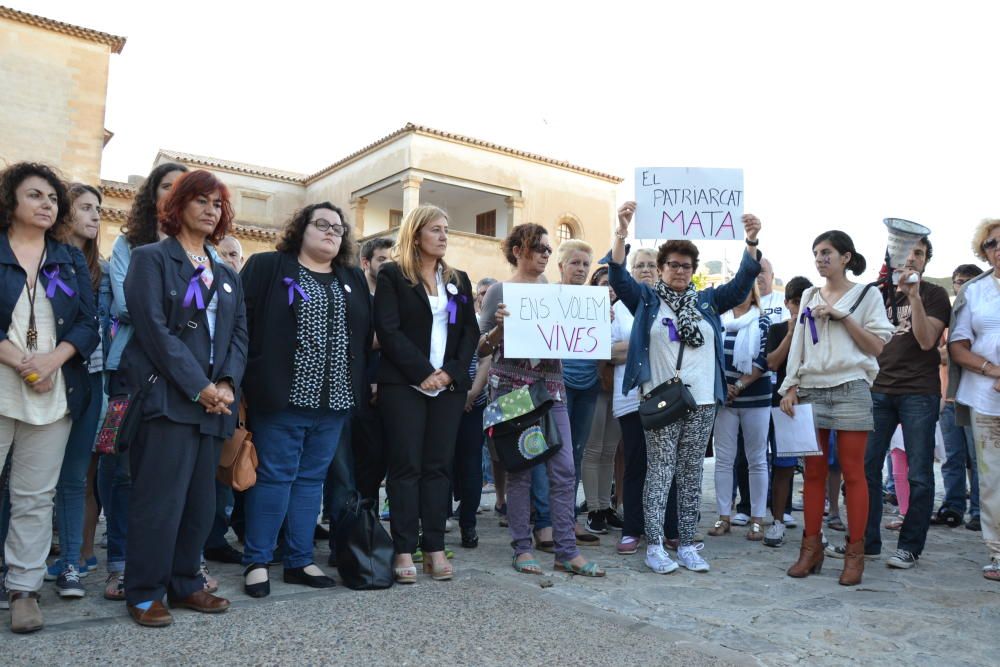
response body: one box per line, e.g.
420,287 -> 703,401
123,162 -> 188,248
952,263 -> 983,281
502,223 -> 548,267
0,162 -> 71,238
918,236 -> 933,264
784,276 -> 813,302
589,266 -> 609,285
656,239 -> 699,272
361,237 -> 392,262
277,202 -> 356,268
812,230 -> 866,276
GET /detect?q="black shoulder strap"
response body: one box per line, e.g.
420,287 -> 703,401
675,342 -> 686,372
845,283 -> 876,318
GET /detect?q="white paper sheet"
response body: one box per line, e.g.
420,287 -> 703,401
771,404 -> 823,457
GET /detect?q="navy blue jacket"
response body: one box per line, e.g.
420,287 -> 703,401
0,234 -> 99,420
113,237 -> 248,438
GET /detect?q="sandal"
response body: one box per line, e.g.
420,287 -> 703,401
422,557 -> 453,581
984,559 -> 1000,582
394,564 -> 417,584
554,559 -> 605,577
825,516 -> 846,532
746,522 -> 764,541
512,555 -> 543,575
885,516 -> 905,531
707,518 -> 731,537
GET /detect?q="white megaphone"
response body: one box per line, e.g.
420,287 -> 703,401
883,218 -> 931,285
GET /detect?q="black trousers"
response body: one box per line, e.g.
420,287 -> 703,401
381,385 -> 464,554
125,417 -> 219,605
453,404 -> 485,531
351,402 -> 387,503
619,412 -> 677,539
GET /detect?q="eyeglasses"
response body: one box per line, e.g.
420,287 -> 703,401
633,262 -> 657,271
664,261 -> 694,272
531,244 -> 554,255
983,238 -> 999,253
311,220 -> 346,237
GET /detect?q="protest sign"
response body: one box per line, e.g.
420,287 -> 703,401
502,283 -> 611,360
634,167 -> 744,241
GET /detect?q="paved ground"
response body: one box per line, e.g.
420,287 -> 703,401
2,460 -> 996,666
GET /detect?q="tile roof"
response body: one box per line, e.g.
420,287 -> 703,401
156,150 -> 307,184
0,5 -> 126,53
233,224 -> 279,242
100,180 -> 135,199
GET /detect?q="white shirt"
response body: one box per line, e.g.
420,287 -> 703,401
951,276 -> 1000,416
760,291 -> 790,324
779,284 -> 894,394
645,299 -> 716,406
411,270 -> 449,397
610,300 -> 639,417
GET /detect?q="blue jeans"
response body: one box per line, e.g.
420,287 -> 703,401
243,407 -> 349,568
482,444 -> 494,485
565,383 -> 600,491
530,464 -> 552,530
97,452 -> 130,573
454,405 -> 485,530
204,478 -> 234,551
54,372 -> 104,569
940,402 -> 979,517
864,392 -> 939,556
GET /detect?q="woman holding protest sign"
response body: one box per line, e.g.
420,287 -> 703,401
779,231 -> 893,586
608,201 -> 762,575
478,224 -> 605,577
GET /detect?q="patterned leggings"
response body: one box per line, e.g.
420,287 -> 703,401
643,405 -> 717,546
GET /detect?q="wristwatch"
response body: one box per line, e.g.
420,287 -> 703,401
734,379 -> 746,393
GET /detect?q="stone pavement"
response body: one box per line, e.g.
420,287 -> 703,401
2,460 -> 996,666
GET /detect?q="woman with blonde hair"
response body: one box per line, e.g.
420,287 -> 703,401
948,218 -> 1000,581
374,204 -> 478,583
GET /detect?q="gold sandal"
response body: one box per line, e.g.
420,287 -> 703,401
708,518 -> 731,536
747,522 -> 764,541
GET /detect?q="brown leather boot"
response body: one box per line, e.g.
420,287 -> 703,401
839,539 -> 865,586
786,532 -> 824,578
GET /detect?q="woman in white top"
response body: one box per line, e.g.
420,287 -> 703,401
780,230 -> 893,586
948,218 -> 1000,581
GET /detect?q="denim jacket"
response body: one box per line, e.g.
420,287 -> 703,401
606,247 -> 761,405
0,234 -> 100,419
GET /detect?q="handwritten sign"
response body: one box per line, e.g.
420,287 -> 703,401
634,167 -> 744,241
502,283 -> 612,360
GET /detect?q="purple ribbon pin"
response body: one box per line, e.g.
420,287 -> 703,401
110,316 -> 120,338
283,277 -> 310,306
800,307 -> 819,344
43,266 -> 75,298
660,317 -> 680,342
446,294 -> 468,324
183,266 -> 206,310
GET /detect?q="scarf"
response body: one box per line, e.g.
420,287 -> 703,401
723,306 -> 761,374
654,280 -> 705,348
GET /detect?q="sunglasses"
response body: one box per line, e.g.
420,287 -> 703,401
983,238 -> 999,253
531,243 -> 554,255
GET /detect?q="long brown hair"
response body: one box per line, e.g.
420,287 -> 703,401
393,204 -> 455,288
59,183 -> 103,292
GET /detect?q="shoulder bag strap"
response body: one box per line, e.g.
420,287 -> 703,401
673,342 -> 686,377
843,283 -> 876,319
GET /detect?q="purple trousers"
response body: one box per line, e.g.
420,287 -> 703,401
507,402 -> 579,561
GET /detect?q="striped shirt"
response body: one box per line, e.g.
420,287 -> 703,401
722,314 -> 772,408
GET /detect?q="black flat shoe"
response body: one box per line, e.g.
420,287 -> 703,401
966,516 -> 982,531
284,564 -> 336,588
314,524 -> 330,541
205,544 -> 244,564
461,528 -> 479,549
243,563 -> 270,598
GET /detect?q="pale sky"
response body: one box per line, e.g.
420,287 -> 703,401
15,0 -> 1000,283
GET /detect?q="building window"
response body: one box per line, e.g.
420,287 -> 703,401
556,222 -> 574,242
476,210 -> 497,237
389,209 -> 403,228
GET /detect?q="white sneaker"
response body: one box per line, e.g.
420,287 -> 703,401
763,522 -> 785,547
644,542 -> 679,574
677,543 -> 710,572
445,518 -> 456,533
731,513 -> 750,526
783,513 -> 797,528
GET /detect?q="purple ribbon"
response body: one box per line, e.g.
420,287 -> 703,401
446,294 -> 468,324
800,307 -> 819,344
43,266 -> 75,298
183,266 -> 206,310
283,277 -> 310,306
110,317 -> 120,338
660,317 -> 680,342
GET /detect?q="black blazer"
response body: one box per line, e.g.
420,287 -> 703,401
113,237 -> 248,438
373,262 -> 478,391
240,251 -> 372,414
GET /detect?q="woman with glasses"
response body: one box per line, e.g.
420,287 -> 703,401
948,219 -> 1000,581
479,224 -> 605,577
609,201 -> 763,575
239,203 -> 370,597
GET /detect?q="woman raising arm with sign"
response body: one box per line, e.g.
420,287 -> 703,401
608,201 -> 762,575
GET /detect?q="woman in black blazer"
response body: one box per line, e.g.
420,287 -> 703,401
374,204 -> 478,583
115,170 -> 247,627
238,202 -> 370,597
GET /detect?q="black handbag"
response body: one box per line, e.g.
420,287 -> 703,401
638,342 -> 697,430
334,491 -> 394,590
483,381 -> 562,473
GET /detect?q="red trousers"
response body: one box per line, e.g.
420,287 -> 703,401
803,429 -> 869,543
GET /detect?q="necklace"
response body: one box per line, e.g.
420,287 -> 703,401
25,250 -> 47,351
187,250 -> 209,264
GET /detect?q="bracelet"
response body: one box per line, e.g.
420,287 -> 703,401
614,230 -> 628,240
482,334 -> 496,354
734,379 -> 746,392
192,392 -> 201,403
745,238 -> 759,247
982,360 -> 992,375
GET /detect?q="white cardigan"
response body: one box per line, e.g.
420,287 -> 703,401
779,284 -> 894,395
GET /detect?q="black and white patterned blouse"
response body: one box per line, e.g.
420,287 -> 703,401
289,266 -> 354,410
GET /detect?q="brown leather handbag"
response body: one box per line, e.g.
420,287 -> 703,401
217,401 -> 258,491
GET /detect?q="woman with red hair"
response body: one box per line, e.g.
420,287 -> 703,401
113,170 -> 248,626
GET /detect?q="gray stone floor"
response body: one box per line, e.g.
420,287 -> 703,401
1,461 -> 996,666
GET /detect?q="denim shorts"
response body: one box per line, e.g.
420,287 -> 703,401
796,379 -> 874,432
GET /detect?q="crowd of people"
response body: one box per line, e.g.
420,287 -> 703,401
0,160 -> 998,634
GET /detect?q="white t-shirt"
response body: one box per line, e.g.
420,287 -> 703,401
611,300 -> 640,417
645,299 -> 716,406
760,291 -> 790,325
951,276 -> 1000,416
411,270 -> 450,397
